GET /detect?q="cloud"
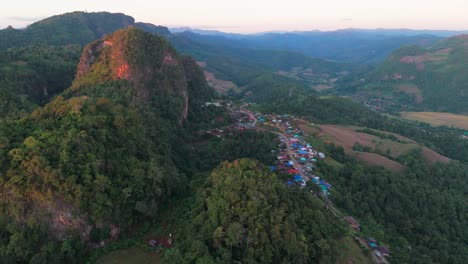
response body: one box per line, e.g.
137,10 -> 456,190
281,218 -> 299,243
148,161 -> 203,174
341,18 -> 353,22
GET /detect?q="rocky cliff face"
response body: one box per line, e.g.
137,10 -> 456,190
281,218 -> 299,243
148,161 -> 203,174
75,27 -> 191,122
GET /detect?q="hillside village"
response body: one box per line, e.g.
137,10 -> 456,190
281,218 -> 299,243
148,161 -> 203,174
203,101 -> 392,263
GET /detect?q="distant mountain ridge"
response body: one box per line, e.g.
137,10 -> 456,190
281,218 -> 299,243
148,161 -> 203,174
170,27 -> 468,38
172,29 -> 442,64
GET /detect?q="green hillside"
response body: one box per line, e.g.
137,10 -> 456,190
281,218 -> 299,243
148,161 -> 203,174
361,35 -> 468,113
0,28 -> 215,263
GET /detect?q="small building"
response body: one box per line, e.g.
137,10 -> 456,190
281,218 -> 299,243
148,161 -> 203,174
319,179 -> 332,189
148,234 -> 173,249
318,152 -> 325,159
294,175 -> 303,182
205,102 -> 222,107
367,238 -> 378,248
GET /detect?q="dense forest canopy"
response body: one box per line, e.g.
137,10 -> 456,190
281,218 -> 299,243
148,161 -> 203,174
164,159 -> 349,264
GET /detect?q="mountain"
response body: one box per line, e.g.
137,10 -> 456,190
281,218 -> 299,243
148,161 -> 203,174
0,27 -> 215,262
0,12 -> 177,118
0,12 -> 348,98
360,34 -> 468,113
174,30 -> 442,64
172,27 -> 468,38
169,27 -> 244,38
170,31 -> 353,95
0,12 -> 135,50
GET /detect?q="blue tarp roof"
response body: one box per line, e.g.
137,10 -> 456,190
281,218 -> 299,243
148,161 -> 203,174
294,175 -> 302,181
270,166 -> 275,171
319,179 -> 332,189
287,180 -> 294,186
298,150 -> 308,155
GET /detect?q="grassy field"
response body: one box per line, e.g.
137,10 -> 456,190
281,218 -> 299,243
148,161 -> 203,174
293,119 -> 450,170
96,245 -> 161,264
400,112 -> 468,130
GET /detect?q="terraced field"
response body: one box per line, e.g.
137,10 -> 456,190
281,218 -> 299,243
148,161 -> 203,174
400,111 -> 468,130
294,120 -> 450,171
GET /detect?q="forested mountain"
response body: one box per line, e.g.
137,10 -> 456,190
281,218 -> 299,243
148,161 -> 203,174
0,28 -> 215,262
0,12 -> 134,51
357,34 -> 468,113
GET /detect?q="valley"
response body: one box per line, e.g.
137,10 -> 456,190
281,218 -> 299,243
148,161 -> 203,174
0,10 -> 466,264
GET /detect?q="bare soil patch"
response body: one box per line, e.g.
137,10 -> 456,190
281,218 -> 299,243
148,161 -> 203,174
203,71 -> 241,94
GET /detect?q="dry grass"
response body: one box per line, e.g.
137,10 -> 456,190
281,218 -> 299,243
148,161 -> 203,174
400,112 -> 468,130
354,152 -> 405,172
312,124 -> 450,169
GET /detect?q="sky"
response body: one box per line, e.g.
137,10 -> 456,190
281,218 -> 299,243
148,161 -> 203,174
2,0 -> 468,33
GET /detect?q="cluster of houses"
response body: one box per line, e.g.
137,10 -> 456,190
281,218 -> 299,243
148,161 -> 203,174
270,114 -> 391,262
204,106 -> 259,137
267,117 -> 333,195
207,106 -> 391,262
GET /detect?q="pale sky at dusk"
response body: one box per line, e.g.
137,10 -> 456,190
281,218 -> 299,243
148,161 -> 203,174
2,0 -> 468,33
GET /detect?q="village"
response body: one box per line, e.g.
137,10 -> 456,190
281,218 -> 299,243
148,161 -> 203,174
201,101 -> 391,264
